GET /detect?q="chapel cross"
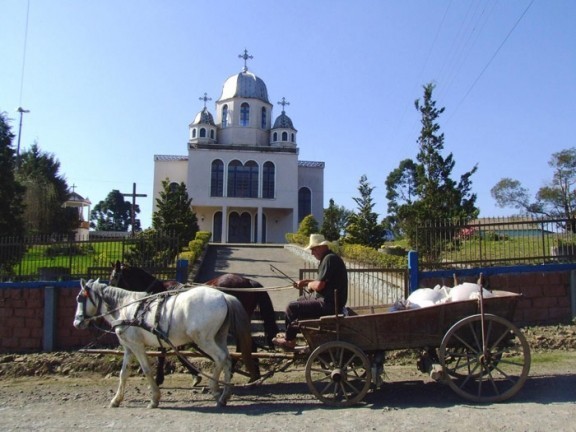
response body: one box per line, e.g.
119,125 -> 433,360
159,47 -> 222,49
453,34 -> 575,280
199,92 -> 211,108
238,49 -> 253,71
277,97 -> 290,113
121,182 -> 147,236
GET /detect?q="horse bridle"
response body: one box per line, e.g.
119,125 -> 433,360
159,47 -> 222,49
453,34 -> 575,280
76,283 -> 104,325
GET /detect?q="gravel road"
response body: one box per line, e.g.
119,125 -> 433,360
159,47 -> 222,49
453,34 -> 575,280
1,353 -> 575,432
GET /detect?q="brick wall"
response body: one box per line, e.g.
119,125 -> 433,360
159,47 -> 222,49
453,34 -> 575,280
419,270 -> 573,326
1,269 -> 574,353
0,284 -> 117,354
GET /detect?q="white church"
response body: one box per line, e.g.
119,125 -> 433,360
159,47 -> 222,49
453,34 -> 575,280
153,51 -> 325,244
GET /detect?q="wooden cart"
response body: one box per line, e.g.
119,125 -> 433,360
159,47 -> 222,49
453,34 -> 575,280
297,290 -> 531,406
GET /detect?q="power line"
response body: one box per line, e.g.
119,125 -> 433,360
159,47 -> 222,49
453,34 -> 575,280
19,0 -> 31,106
448,0 -> 535,122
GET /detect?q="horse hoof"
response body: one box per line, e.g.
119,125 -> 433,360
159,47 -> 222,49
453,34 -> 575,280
109,401 -> 120,408
192,376 -> 202,387
217,399 -> 227,408
147,402 -> 159,409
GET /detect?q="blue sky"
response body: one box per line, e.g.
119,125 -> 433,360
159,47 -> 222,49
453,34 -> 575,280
2,0 -> 575,229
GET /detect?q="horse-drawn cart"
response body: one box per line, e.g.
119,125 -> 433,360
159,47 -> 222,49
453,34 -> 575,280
76,269 -> 530,408
296,290 -> 530,406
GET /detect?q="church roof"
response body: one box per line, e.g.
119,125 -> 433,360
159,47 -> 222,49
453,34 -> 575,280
192,107 -> 215,126
154,155 -> 189,162
298,160 -> 325,168
219,70 -> 269,103
273,112 -> 295,129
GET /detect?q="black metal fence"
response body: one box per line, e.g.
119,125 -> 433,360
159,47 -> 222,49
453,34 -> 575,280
416,216 -> 576,269
0,232 -> 181,282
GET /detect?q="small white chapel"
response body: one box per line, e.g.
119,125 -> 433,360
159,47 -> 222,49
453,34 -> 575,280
152,50 -> 325,244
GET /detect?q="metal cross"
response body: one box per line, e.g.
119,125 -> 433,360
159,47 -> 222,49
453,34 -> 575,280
238,49 -> 253,71
121,182 -> 147,236
199,92 -> 211,108
277,97 -> 290,113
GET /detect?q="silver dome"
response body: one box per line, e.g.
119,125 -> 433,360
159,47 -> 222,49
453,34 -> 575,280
220,71 -> 269,103
273,112 -> 294,129
192,107 -> 215,126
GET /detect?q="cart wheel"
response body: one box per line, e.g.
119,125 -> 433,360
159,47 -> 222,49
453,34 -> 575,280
305,341 -> 372,407
439,314 -> 531,403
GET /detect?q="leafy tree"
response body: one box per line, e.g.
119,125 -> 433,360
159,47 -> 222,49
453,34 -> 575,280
91,189 -> 137,232
17,142 -> 77,235
385,83 -> 478,256
321,198 -> 352,241
0,112 -> 26,278
491,148 -> 576,226
152,178 -> 198,248
345,175 -> 385,248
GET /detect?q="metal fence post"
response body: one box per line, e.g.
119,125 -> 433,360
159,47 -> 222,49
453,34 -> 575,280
43,285 -> 56,352
176,259 -> 188,283
408,250 -> 419,294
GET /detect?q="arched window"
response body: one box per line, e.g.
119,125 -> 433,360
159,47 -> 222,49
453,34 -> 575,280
222,105 -> 228,128
210,129 -> 215,139
291,133 -> 295,142
298,187 -> 312,223
261,107 -> 267,129
192,128 -> 197,138
200,128 -> 206,138
282,131 -> 288,141
228,160 -> 259,198
273,132 -> 278,141
210,159 -> 224,197
240,102 -> 250,126
263,161 -> 275,199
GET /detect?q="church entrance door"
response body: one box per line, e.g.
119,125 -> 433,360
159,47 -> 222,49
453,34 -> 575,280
228,211 -> 251,243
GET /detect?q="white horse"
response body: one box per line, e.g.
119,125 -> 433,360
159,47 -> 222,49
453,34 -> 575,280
73,279 -> 258,408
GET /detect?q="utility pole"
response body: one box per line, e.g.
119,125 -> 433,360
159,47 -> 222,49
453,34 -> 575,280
121,182 -> 147,236
16,107 -> 30,169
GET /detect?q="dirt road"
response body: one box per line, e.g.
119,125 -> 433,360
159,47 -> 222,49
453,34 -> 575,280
1,353 -> 575,432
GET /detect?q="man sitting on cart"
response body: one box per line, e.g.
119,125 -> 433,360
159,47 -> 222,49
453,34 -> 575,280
273,234 -> 348,350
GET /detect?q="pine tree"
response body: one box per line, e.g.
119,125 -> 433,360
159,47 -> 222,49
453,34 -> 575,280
0,112 -> 26,279
385,83 -> 478,257
345,175 -> 385,248
152,179 -> 199,247
321,199 -> 352,241
0,112 -> 25,237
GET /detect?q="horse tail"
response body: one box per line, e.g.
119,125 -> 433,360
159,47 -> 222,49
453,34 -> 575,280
224,294 -> 260,382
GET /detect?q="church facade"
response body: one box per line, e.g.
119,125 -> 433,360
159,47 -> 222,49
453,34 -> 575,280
152,51 -> 324,243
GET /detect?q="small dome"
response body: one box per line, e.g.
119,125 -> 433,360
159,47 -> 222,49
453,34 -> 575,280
192,108 -> 215,126
220,71 -> 269,103
273,112 -> 294,129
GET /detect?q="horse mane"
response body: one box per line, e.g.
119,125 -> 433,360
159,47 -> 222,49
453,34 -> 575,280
90,279 -> 145,305
112,263 -> 166,294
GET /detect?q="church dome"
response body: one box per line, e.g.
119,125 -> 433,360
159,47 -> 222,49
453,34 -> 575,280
192,107 -> 215,126
220,70 -> 269,103
273,112 -> 294,129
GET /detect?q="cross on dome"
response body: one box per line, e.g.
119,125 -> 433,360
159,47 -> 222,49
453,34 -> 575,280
277,97 -> 290,113
199,92 -> 212,108
238,49 -> 253,72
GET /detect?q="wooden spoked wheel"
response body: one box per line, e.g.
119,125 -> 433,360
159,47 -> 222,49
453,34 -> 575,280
439,314 -> 531,403
305,341 -> 372,406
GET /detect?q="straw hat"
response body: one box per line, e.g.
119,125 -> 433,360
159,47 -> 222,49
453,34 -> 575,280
305,233 -> 330,250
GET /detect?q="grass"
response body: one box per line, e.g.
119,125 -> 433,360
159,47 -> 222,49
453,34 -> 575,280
17,241 -> 126,278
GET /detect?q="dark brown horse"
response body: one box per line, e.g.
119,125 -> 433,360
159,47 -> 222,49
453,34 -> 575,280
109,261 -> 278,383
204,273 -> 279,349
